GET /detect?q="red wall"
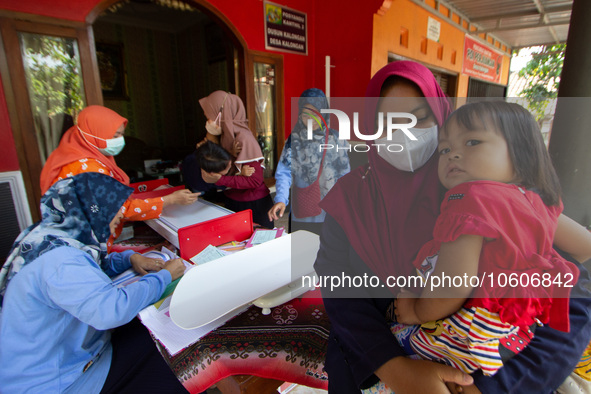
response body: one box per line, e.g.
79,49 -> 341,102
0,0 -> 96,22
206,0 -> 317,136
314,0 -> 383,98
0,78 -> 20,172
0,0 -> 382,170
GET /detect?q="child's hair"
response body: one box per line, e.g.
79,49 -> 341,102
195,141 -> 232,173
444,101 -> 561,206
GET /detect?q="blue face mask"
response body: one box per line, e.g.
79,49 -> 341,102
78,126 -> 126,156
99,136 -> 125,156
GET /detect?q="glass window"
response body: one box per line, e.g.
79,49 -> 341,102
19,32 -> 86,163
254,62 -> 276,178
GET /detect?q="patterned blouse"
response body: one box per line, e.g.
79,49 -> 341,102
54,158 -> 163,249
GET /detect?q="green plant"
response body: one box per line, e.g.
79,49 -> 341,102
517,44 -> 565,123
23,36 -> 85,119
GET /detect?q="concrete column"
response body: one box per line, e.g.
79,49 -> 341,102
548,0 -> 591,226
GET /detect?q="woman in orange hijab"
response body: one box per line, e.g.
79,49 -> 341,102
40,105 -> 199,248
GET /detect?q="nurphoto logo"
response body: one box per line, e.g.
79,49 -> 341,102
303,107 -> 417,152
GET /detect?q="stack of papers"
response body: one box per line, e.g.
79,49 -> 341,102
138,295 -> 249,355
113,246 -> 247,355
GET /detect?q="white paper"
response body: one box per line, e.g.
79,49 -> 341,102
138,296 -> 249,355
111,250 -> 171,288
250,229 -> 279,245
190,244 -> 227,265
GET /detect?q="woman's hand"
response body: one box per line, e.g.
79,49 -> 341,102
163,258 -> 186,281
268,202 -> 286,221
239,165 -> 255,177
130,253 -> 165,275
163,189 -> 200,207
395,289 -> 422,324
376,357 -> 473,394
201,169 -> 222,184
231,140 -> 242,157
109,208 -> 125,237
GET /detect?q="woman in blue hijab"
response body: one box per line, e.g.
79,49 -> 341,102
0,172 -> 187,393
268,88 -> 350,235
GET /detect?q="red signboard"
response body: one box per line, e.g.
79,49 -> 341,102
462,36 -> 503,83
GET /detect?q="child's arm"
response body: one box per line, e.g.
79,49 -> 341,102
554,213 -> 591,264
215,161 -> 264,190
396,234 -> 483,325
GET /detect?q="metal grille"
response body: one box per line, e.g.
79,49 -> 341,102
0,182 -> 21,262
468,78 -> 507,97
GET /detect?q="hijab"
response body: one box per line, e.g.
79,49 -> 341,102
320,61 -> 452,285
283,88 -> 350,196
199,91 -> 264,169
0,173 -> 132,308
40,105 -> 130,195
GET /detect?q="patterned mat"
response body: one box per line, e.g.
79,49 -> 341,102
157,293 -> 330,393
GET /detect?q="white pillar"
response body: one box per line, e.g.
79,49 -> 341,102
325,56 -> 332,104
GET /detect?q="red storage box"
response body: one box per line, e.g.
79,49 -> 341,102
177,210 -> 253,261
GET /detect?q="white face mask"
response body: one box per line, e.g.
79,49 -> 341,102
376,125 -> 438,172
205,112 -> 222,136
78,126 -> 126,156
205,120 -> 222,136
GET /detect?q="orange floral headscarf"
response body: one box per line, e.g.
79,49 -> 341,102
40,105 -> 129,194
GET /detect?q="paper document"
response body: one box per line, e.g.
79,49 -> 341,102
111,250 -> 171,288
245,227 -> 285,248
111,248 -> 192,306
189,244 -> 227,265
138,298 -> 249,355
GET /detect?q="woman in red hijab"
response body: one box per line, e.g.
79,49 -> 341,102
40,105 -> 199,248
314,61 -> 591,393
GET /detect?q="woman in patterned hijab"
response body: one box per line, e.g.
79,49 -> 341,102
1,172 -> 133,300
0,172 -> 187,392
268,88 -> 351,235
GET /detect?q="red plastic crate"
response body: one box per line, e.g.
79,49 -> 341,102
177,210 -> 253,261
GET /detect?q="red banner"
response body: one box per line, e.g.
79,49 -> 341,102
462,36 -> 503,83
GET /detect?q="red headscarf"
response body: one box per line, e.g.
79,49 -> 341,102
40,105 -> 129,194
199,91 -> 264,169
320,61 -> 452,284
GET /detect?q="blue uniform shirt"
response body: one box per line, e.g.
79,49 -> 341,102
0,247 -> 171,393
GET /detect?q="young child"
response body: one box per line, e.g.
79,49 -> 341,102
387,102 -> 591,385
197,141 -> 274,228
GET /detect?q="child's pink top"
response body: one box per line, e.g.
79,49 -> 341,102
413,180 -> 579,332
